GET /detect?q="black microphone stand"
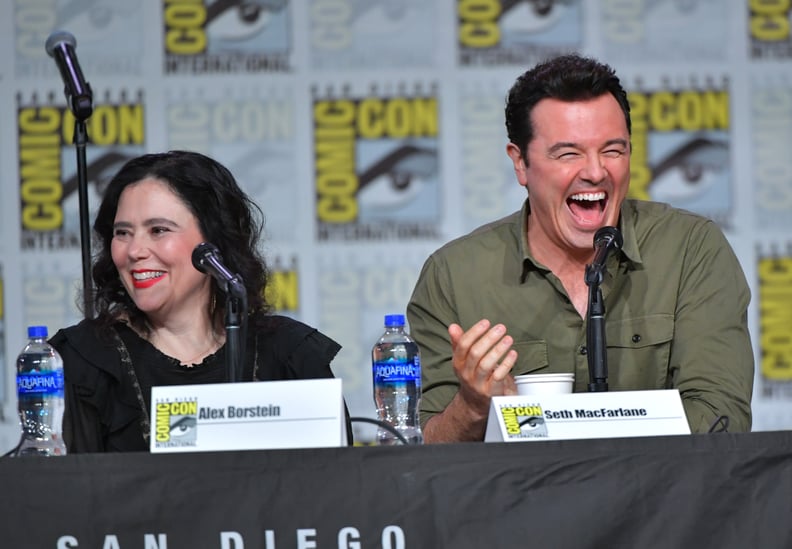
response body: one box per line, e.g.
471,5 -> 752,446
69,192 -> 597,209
70,99 -> 94,318
224,278 -> 248,383
584,263 -> 608,392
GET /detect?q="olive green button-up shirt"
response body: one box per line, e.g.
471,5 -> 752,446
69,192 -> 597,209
407,199 -> 754,433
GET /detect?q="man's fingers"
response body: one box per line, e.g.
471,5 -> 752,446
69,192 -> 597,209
491,349 -> 518,382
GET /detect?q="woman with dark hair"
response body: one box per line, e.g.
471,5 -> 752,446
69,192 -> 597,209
51,150 -> 346,452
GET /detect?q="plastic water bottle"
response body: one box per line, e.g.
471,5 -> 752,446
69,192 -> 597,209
15,326 -> 67,456
371,314 -> 423,445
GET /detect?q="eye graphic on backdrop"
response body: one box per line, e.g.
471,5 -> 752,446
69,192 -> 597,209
648,136 -> 728,203
62,151 -> 136,200
356,144 -> 438,210
647,0 -> 699,14
351,0 -> 409,32
230,148 -> 285,195
499,0 -> 574,33
206,0 -> 287,41
55,0 -> 136,41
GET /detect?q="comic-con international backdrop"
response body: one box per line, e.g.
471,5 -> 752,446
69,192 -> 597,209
1,1 -> 791,446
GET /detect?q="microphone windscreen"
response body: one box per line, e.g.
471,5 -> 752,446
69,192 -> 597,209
45,30 -> 77,56
191,242 -> 220,273
593,226 -> 623,250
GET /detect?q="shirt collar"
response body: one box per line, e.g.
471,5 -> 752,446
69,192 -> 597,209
617,199 -> 643,266
518,198 -> 643,282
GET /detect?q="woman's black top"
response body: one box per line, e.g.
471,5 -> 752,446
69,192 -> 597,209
50,313 -> 345,452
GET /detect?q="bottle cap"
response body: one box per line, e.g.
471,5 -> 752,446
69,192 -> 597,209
28,326 -> 48,338
384,314 -> 405,327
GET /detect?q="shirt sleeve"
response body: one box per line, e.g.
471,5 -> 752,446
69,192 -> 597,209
407,253 -> 462,428
671,220 -> 754,433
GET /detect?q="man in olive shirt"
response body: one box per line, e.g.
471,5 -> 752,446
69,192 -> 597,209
407,54 -> 754,442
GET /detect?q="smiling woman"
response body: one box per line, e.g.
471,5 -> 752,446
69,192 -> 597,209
48,150 -> 350,452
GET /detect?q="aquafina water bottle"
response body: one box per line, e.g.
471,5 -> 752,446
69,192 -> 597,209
16,326 -> 67,456
371,314 -> 423,445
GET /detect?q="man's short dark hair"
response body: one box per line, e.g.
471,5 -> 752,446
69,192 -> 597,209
505,53 -> 631,162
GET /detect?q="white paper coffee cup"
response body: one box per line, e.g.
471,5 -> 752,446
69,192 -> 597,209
514,373 -> 574,395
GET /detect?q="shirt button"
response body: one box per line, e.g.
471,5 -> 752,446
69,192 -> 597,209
579,345 -> 587,355
632,334 -> 641,343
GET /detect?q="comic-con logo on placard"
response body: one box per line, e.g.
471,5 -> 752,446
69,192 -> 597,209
500,404 -> 548,439
757,251 -> 792,399
155,398 -> 199,448
313,84 -> 441,241
457,0 -> 582,66
627,76 -> 732,226
163,0 -> 291,74
750,0 -> 792,59
17,91 -> 146,251
13,0 -> 144,77
309,0 -> 436,69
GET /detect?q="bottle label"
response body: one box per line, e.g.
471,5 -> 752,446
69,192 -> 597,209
373,357 -> 421,383
17,371 -> 65,396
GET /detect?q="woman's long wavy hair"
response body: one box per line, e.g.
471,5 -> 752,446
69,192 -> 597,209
90,150 -> 270,334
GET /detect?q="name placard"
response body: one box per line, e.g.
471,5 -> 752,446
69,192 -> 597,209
484,389 -> 690,443
150,378 -> 347,453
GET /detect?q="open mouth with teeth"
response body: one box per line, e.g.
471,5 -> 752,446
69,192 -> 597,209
131,270 -> 166,288
567,191 -> 607,225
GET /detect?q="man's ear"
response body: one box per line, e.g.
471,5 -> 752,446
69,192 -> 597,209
506,142 -> 529,188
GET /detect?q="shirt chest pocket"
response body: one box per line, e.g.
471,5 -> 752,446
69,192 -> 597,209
511,341 -> 550,376
605,314 -> 674,390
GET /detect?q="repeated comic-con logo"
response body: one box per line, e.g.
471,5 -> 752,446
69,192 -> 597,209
750,0 -> 792,59
265,255 -> 300,315
18,90 -> 146,251
309,0 -> 436,69
22,261 -> 83,337
313,83 -> 441,241
500,404 -> 548,439
457,0 -> 582,66
163,0 -> 290,74
14,0 -> 144,77
154,398 -> 198,448
459,82 -> 525,233
600,0 -> 728,62
165,86 -> 298,242
752,78 -> 792,229
627,76 -> 732,225
757,250 -> 792,398
317,249 -> 426,422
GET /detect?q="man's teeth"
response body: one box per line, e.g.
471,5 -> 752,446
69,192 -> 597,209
133,271 -> 165,280
570,192 -> 606,201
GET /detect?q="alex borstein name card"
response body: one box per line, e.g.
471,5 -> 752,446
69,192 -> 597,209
150,378 -> 347,453
485,389 -> 691,443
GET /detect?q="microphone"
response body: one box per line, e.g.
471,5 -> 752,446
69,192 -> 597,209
584,226 -> 622,392
585,226 -> 623,285
45,30 -> 93,120
192,242 -> 246,299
